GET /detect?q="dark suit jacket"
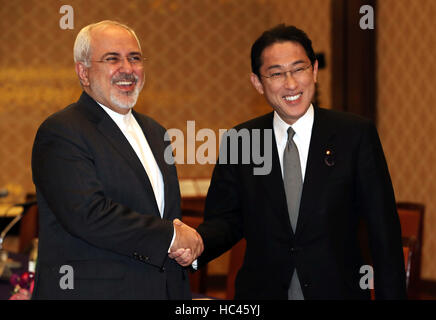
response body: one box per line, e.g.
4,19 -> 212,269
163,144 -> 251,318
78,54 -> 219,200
31,92 -> 190,299
197,107 -> 406,300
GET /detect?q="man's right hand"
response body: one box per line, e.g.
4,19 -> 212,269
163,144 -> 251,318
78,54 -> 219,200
169,219 -> 203,266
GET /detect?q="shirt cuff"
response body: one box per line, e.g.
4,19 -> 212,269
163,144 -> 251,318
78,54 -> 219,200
168,225 -> 176,253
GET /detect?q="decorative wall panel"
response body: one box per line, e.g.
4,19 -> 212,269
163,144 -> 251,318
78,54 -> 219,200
377,0 -> 436,280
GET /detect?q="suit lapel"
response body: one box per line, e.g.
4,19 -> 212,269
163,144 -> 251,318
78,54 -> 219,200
76,93 -> 161,217
295,107 -> 336,238
97,115 -> 161,215
133,111 -> 172,219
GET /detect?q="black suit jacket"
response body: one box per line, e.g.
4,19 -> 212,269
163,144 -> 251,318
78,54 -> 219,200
197,107 -> 406,300
31,92 -> 190,299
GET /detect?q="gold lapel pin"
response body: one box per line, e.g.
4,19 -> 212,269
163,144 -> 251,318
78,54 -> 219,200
324,149 -> 335,167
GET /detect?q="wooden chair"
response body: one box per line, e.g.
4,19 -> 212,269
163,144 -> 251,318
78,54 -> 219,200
402,237 -> 416,290
370,237 -> 416,300
370,202 -> 425,299
396,202 -> 425,292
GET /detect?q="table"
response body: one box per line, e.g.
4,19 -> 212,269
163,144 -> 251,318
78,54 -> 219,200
0,204 -> 23,217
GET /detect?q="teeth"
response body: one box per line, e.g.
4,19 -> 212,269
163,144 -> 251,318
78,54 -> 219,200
115,81 -> 134,86
284,94 -> 301,101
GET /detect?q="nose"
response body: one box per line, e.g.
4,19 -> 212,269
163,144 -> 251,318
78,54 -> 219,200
118,57 -> 134,73
283,71 -> 298,89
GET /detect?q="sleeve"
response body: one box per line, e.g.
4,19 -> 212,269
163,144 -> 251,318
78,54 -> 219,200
31,118 -> 174,268
356,121 -> 407,299
196,135 -> 244,268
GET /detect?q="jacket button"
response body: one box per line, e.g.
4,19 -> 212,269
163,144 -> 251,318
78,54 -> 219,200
160,267 -> 166,273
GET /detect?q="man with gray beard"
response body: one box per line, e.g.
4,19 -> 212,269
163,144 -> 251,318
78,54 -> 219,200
31,20 -> 203,299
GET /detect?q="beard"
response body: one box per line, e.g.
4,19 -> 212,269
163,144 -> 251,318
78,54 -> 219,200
90,72 -> 145,111
110,73 -> 144,110
110,82 -> 143,110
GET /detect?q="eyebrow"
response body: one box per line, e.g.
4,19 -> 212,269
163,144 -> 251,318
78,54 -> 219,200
100,51 -> 142,59
265,60 -> 307,71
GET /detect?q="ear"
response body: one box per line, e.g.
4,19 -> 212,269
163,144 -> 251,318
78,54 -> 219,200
75,62 -> 90,87
312,59 -> 319,83
250,73 -> 264,95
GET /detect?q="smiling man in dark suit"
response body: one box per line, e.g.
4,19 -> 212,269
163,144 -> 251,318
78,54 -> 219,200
187,24 -> 406,299
31,20 -> 203,299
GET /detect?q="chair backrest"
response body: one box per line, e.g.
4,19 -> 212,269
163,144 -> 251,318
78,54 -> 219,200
403,246 -> 410,279
372,241 -> 414,300
397,202 -> 424,239
396,202 -> 425,288
402,237 -> 416,289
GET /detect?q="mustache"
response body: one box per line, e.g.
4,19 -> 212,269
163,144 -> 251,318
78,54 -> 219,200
111,73 -> 138,84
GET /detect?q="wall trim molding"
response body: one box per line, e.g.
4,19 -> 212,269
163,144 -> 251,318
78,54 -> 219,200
332,0 -> 376,121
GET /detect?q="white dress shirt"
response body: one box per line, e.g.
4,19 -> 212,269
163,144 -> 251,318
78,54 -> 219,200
273,104 -> 314,181
98,103 -> 165,216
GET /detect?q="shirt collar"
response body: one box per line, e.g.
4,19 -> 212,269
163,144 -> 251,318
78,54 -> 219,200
97,102 -> 133,131
273,104 -> 314,143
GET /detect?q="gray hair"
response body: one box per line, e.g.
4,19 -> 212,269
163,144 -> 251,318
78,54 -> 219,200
73,20 -> 141,67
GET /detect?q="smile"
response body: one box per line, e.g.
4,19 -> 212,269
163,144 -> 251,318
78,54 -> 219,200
114,80 -> 135,86
112,78 -> 138,93
283,93 -> 302,101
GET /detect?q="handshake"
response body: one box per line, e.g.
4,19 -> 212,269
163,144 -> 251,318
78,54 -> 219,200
169,218 -> 204,267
